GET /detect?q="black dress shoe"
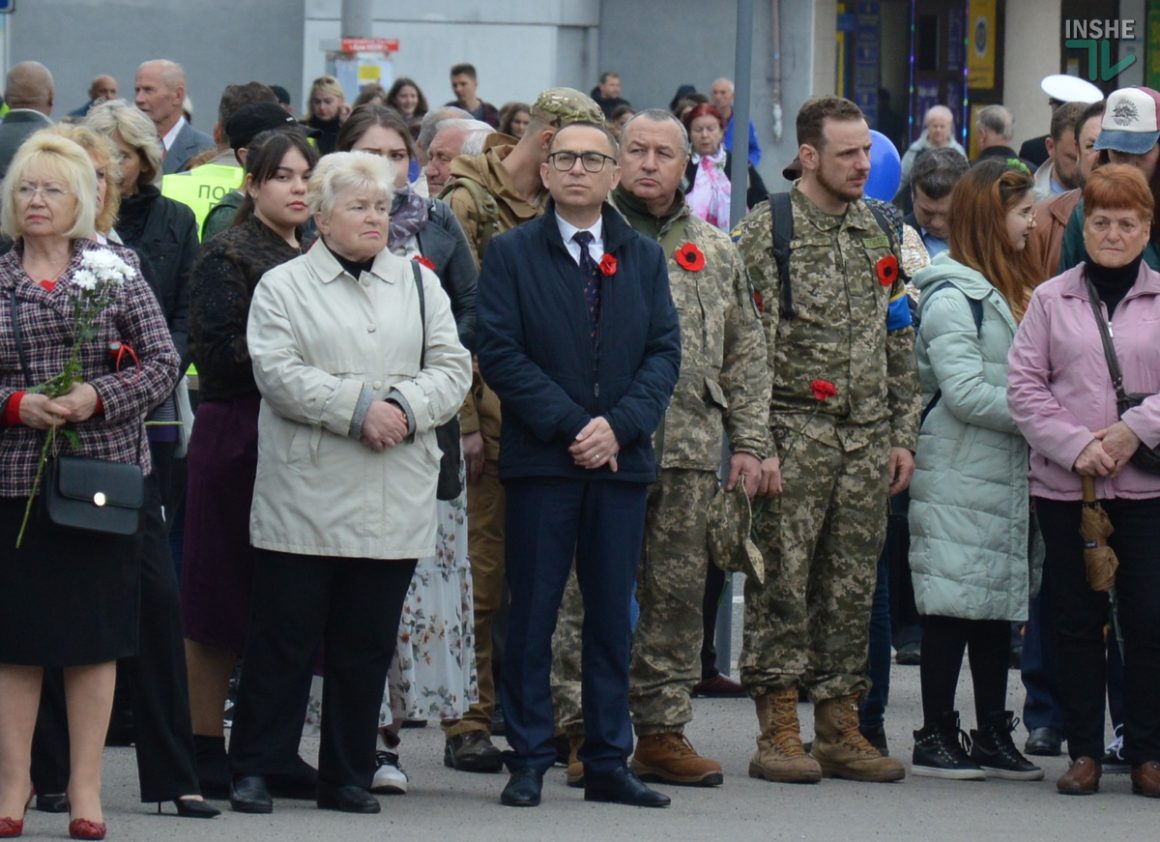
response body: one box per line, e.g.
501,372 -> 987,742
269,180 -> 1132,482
169,798 -> 221,819
267,755 -> 319,799
35,793 -> 69,813
1024,727 -> 1063,757
316,781 -> 380,814
229,775 -> 272,814
584,766 -> 670,807
500,768 -> 543,807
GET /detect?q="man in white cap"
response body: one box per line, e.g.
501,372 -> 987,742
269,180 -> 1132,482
1019,74 -> 1104,167
1059,86 -> 1160,272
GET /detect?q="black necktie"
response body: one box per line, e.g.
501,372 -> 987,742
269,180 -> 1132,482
573,230 -> 601,337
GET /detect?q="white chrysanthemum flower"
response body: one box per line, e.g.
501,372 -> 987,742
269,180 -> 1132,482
81,248 -> 131,285
71,269 -> 98,291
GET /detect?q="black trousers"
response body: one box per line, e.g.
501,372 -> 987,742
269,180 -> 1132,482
1037,496 -> 1160,764
31,469 -> 201,802
918,614 -> 1010,728
228,550 -> 415,788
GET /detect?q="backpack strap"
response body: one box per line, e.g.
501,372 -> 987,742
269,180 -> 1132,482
767,192 -> 795,320
919,281 -> 984,424
447,178 -> 501,260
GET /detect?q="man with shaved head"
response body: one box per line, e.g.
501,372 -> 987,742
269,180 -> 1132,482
135,59 -> 214,174
0,61 -> 54,177
69,74 -> 118,118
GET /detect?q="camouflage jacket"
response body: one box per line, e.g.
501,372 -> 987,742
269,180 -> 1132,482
733,184 -> 920,452
614,187 -> 770,469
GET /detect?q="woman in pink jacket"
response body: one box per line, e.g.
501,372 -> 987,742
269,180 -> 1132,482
1008,164 -> 1160,799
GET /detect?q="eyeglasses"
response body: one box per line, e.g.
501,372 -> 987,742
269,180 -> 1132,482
17,183 -> 70,202
1011,208 -> 1037,224
1088,217 -> 1142,235
548,150 -> 615,173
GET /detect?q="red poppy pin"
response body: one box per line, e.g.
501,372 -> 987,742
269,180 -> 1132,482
876,254 -> 899,287
809,379 -> 839,401
599,253 -> 618,277
413,255 -> 436,271
675,242 -> 706,272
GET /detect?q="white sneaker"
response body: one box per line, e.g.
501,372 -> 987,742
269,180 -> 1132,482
371,750 -> 408,794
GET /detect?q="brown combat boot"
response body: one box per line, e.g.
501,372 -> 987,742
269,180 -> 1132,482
748,689 -> 822,783
630,732 -> 724,787
811,695 -> 905,782
565,735 -> 584,788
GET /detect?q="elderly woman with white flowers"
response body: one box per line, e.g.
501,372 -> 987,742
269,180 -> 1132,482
224,151 -> 471,816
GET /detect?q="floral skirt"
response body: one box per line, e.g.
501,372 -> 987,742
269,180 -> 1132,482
305,470 -> 477,730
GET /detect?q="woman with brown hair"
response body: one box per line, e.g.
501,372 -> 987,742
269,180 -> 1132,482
907,158 -> 1045,781
1009,164 -> 1160,797
386,78 -> 428,133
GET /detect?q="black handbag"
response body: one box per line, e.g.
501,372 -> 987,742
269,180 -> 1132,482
412,262 -> 464,501
9,286 -> 145,535
1084,277 -> 1160,474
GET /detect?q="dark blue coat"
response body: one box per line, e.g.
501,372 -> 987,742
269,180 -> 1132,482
477,200 -> 681,484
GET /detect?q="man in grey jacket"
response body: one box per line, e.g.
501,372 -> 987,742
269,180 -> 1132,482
0,62 -> 54,178
135,59 -> 214,174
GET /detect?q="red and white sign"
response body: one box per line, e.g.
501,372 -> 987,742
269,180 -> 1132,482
340,37 -> 399,54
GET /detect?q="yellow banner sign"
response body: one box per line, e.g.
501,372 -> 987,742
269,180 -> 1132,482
161,164 -> 243,240
968,0 -> 997,90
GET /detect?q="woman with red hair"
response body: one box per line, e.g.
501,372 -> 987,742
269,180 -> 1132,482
680,103 -> 765,230
908,158 -> 1045,782
1008,164 -> 1160,798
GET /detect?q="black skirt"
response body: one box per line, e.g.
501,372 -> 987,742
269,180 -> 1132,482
0,496 -> 140,666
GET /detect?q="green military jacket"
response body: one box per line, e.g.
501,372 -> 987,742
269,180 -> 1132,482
733,183 -> 920,452
614,187 -> 770,470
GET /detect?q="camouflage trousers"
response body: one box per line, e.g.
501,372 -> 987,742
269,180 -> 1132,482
739,429 -> 889,702
551,469 -> 720,736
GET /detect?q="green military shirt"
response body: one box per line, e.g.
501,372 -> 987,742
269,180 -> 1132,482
733,183 -> 920,452
614,186 -> 770,470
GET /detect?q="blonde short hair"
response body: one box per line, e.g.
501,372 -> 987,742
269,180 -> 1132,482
44,123 -> 122,235
302,75 -> 345,121
85,99 -> 164,189
308,151 -> 395,220
1,132 -> 98,241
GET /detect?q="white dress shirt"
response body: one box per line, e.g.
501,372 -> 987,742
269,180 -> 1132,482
555,213 -> 605,265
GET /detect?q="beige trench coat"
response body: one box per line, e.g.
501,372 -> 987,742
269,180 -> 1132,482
246,242 -> 471,559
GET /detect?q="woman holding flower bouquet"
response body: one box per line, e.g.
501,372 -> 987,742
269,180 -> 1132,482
907,158 -> 1044,782
0,134 -> 179,839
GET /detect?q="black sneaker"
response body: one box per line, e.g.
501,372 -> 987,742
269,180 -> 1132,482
912,711 -> 986,780
444,731 -> 504,773
969,711 -> 1044,781
895,641 -> 922,666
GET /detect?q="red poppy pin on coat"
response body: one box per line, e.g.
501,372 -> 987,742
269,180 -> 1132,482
876,255 -> 898,287
675,242 -> 705,272
413,255 -> 436,272
599,254 -> 618,277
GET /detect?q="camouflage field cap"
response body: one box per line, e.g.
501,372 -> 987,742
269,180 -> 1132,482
531,87 -> 605,128
706,483 -> 765,585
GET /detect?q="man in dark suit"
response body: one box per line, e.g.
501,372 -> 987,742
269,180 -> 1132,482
135,59 -> 214,174
0,61 -> 54,178
476,121 -> 681,808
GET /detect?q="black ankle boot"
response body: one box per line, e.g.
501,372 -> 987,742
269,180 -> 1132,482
912,711 -> 986,780
969,711 -> 1044,781
193,735 -> 230,798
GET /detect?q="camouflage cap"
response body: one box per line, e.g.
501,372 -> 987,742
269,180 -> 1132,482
706,483 -> 765,585
531,87 -> 605,128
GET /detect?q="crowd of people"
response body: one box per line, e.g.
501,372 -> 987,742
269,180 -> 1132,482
0,51 -> 1157,841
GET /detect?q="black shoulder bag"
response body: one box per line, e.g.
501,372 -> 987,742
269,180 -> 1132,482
1083,277 -> 1160,475
412,262 -> 463,501
9,287 -> 144,535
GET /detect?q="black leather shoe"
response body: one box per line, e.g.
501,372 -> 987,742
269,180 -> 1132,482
316,781 -> 380,814
500,768 -> 543,807
35,793 -> 69,813
229,775 -> 272,814
267,755 -> 319,799
1024,727 -> 1063,757
584,766 -> 670,807
170,798 -> 221,819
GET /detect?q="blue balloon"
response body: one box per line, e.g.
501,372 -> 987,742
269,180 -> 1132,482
865,130 -> 902,201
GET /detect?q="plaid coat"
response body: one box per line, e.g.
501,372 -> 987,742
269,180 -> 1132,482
0,239 -> 180,497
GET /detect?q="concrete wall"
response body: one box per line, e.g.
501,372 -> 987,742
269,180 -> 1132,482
302,0 -> 601,116
1003,0 -> 1061,151
600,0 -> 826,191
5,0 -> 304,135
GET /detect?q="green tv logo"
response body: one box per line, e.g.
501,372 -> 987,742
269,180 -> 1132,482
1065,19 -> 1138,81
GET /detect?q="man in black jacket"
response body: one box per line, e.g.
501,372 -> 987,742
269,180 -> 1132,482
477,122 -> 681,808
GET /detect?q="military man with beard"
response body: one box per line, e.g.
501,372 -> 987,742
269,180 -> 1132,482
732,96 -> 920,784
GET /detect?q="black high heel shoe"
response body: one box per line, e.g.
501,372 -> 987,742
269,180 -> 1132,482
157,798 -> 221,819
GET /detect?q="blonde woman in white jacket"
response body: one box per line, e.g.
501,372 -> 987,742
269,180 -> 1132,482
225,152 -> 471,815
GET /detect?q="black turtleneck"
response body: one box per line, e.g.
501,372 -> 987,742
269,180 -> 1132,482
326,240 -> 375,280
1086,254 -> 1143,318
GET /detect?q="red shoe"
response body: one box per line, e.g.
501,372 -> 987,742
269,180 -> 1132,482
68,818 -> 107,840
0,816 -> 23,838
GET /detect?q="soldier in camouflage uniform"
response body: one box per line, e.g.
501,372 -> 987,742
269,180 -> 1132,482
732,96 -> 921,784
551,110 -> 770,787
440,87 -> 607,774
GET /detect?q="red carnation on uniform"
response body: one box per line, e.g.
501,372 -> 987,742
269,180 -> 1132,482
752,289 -> 764,313
876,255 -> 898,287
413,255 -> 436,271
674,242 -> 706,272
599,253 -> 618,277
810,379 -> 839,401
